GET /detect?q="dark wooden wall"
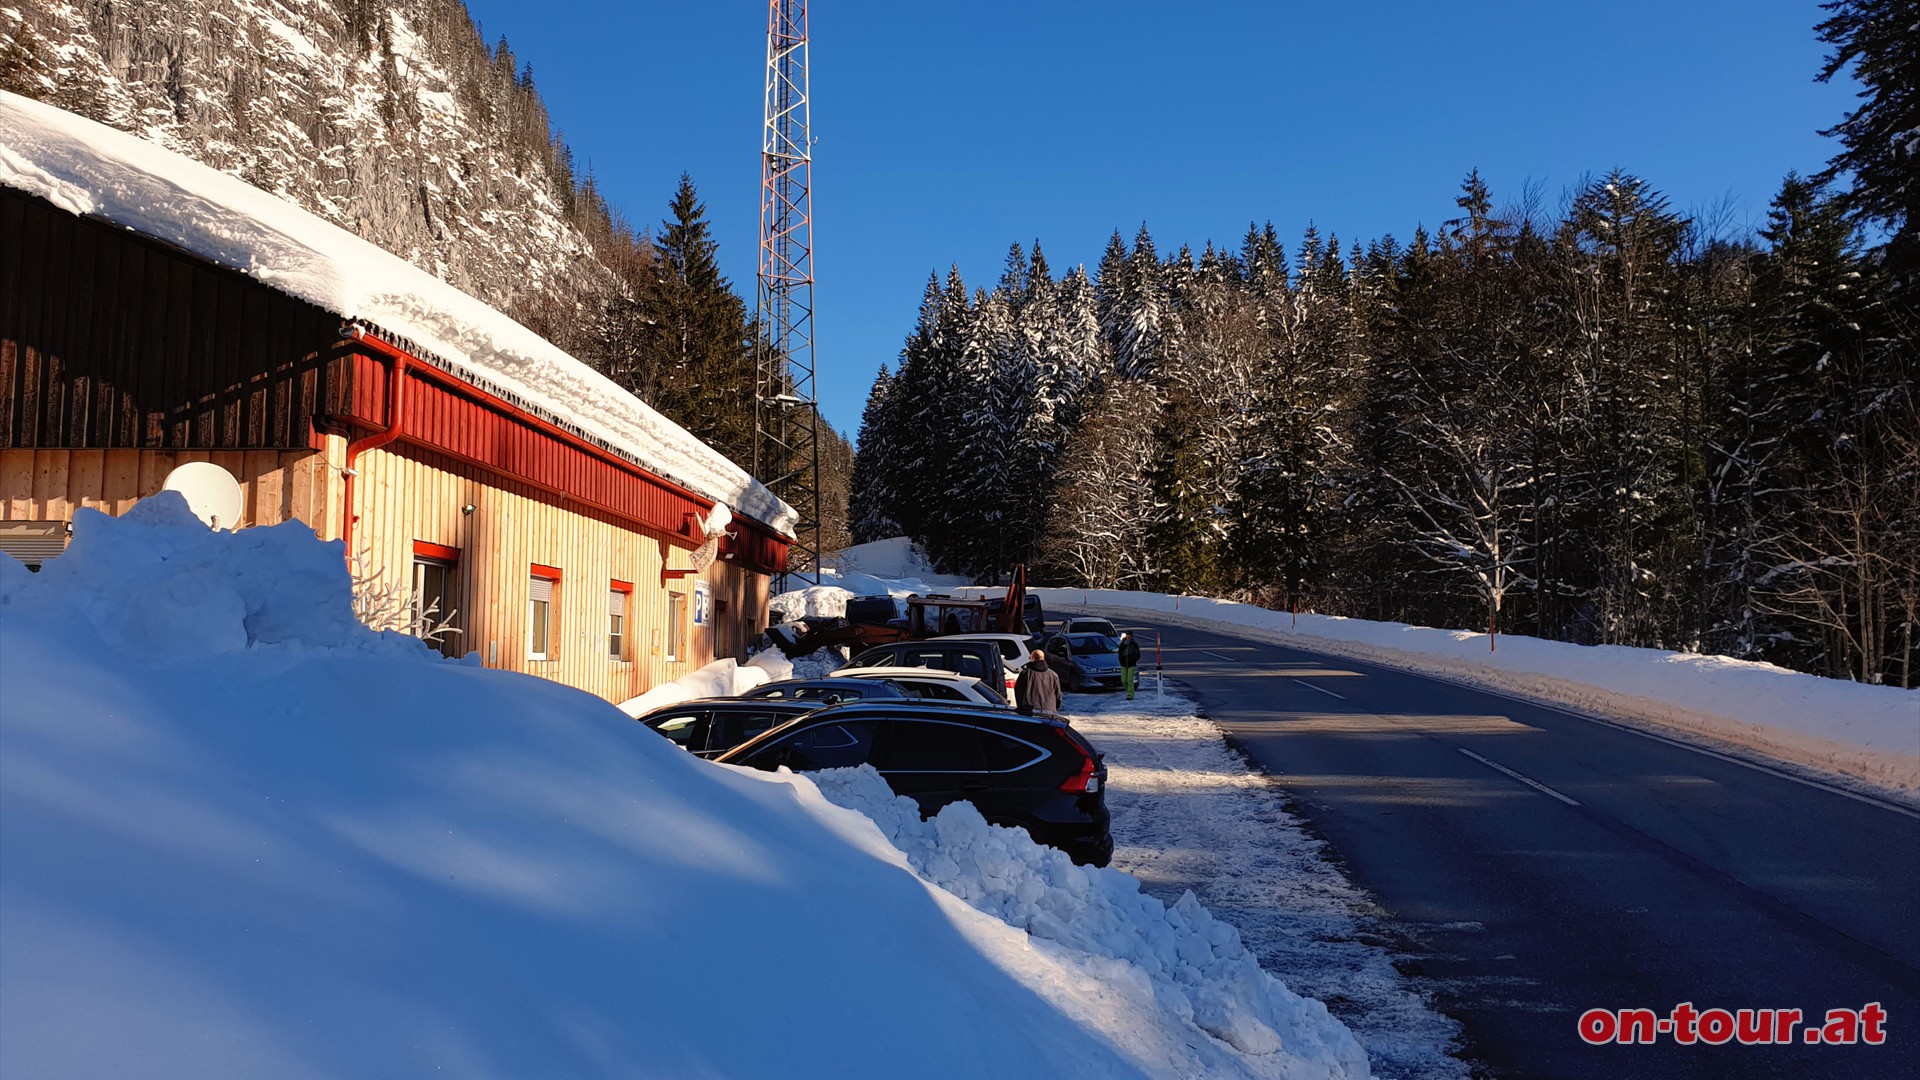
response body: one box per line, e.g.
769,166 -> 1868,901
0,188 -> 350,451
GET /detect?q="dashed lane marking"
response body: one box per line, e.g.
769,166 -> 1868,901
1101,609 -> 1920,820
1292,678 -> 1349,700
1452,683 -> 1920,821
1456,747 -> 1582,806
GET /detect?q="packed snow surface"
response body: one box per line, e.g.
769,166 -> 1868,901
0,91 -> 794,534
1068,689 -> 1466,1079
0,504 -> 1367,1079
997,587 -> 1920,797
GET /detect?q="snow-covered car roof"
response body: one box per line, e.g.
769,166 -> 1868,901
0,92 -> 795,534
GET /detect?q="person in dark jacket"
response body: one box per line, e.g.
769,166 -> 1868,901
1014,649 -> 1063,717
1117,631 -> 1141,700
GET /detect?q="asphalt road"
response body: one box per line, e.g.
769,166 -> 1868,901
1085,611 -> 1920,1079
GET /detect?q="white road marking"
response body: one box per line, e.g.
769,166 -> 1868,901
1451,683 -> 1920,821
1201,650 -> 1242,662
1292,678 -> 1348,700
1456,748 -> 1582,806
1098,607 -> 1920,821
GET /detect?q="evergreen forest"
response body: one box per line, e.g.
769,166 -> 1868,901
851,0 -> 1917,686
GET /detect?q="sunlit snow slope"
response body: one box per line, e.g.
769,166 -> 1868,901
0,504 -> 1366,1080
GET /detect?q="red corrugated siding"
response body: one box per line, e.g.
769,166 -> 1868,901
723,519 -> 789,575
332,341 -> 790,563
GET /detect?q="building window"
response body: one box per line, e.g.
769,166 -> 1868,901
609,580 -> 633,661
667,591 -> 687,662
530,565 -> 562,661
411,542 -> 462,658
0,520 -> 68,570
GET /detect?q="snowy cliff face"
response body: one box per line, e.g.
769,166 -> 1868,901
1,0 -> 608,319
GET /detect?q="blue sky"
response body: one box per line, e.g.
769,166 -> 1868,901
462,0 -> 1859,438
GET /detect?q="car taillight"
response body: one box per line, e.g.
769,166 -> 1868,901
1056,728 -> 1100,794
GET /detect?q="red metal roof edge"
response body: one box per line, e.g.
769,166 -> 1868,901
346,320 -> 792,537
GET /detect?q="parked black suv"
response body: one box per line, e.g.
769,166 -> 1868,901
713,701 -> 1113,866
635,698 -> 821,759
845,641 -> 1010,703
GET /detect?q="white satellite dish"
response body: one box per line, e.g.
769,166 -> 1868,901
698,501 -> 733,537
162,462 -> 245,531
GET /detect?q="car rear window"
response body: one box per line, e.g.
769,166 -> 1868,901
906,681 -> 966,701
881,720 -> 985,773
793,686 -> 862,701
650,712 -> 709,751
709,709 -> 792,751
979,730 -> 1045,771
747,720 -> 879,771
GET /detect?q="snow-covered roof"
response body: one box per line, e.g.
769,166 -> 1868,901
0,92 -> 796,536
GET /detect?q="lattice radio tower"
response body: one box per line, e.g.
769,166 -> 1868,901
754,0 -> 821,587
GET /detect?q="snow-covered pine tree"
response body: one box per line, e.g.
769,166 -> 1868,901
1052,265 -> 1109,426
848,366 -> 903,544
912,268 -> 978,572
1553,171 -> 1691,646
1006,243 -> 1065,569
1039,379 -> 1164,589
950,286 -> 1030,577
1814,0 -> 1919,284
632,173 -> 759,469
1747,173 -> 1917,683
1146,242 -> 1252,593
878,274 -> 952,545
1118,225 -> 1174,379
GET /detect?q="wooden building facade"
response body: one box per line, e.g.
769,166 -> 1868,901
1,185 -> 789,703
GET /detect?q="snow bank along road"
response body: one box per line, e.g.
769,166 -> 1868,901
1090,611 -> 1920,1080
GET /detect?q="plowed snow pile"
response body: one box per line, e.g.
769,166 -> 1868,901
0,499 -> 1366,1079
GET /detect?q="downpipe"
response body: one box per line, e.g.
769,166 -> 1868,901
340,329 -> 411,558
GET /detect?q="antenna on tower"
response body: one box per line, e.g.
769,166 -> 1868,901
754,0 -> 822,590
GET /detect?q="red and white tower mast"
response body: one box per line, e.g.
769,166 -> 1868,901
754,0 -> 821,585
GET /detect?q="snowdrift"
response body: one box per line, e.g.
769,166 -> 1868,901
770,537 -> 972,623
1004,587 -> 1920,798
0,502 -> 1366,1079
613,651 -> 790,717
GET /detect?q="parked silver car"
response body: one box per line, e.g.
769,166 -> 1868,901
1038,632 -> 1125,692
